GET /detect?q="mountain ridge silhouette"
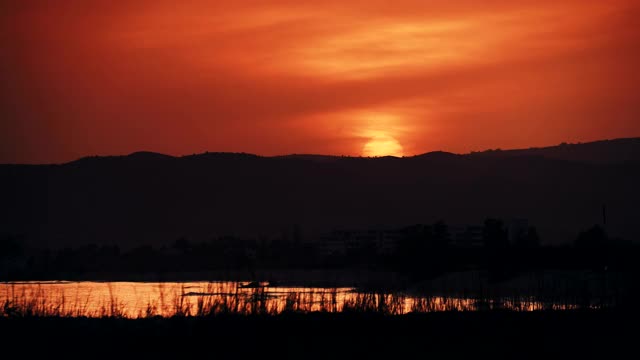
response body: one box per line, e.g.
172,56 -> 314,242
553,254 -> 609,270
49,137 -> 640,166
1,137 -> 639,249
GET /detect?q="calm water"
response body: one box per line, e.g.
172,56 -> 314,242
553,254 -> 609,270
1,281 -> 590,318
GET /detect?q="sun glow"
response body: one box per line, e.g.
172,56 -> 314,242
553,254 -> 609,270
362,134 -> 404,157
295,18 -> 505,79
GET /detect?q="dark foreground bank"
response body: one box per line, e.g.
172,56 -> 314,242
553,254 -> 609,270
0,311 -> 635,358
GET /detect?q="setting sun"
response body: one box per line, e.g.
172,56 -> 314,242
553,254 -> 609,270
362,135 -> 404,157
1,0 -> 639,164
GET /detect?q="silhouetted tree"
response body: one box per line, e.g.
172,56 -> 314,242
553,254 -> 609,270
483,218 -> 508,249
172,237 -> 191,254
575,225 -> 607,249
515,226 -> 540,248
397,225 -> 430,258
432,221 -> 450,248
0,236 -> 24,259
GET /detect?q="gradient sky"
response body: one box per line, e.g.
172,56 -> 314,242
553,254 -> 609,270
1,0 -> 639,163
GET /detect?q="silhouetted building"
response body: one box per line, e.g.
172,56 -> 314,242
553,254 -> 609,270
377,229 -> 403,255
319,227 -> 403,256
507,218 -> 529,244
348,229 -> 377,253
319,231 -> 348,257
450,225 -> 484,248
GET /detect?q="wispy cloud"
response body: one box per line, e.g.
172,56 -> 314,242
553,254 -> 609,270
1,0 -> 639,162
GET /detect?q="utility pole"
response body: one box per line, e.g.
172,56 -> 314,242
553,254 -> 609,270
601,203 -> 608,308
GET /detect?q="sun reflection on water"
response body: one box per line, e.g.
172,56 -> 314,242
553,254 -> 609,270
0,281 -> 594,318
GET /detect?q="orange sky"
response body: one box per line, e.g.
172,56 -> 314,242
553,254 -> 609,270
1,0 -> 639,163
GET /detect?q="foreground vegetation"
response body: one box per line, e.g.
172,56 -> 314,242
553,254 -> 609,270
0,280 -> 624,319
0,310 -> 636,357
1,279 -> 635,357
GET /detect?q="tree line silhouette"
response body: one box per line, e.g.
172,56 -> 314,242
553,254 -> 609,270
1,218 -> 637,281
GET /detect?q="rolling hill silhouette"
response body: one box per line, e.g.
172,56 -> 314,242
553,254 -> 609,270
1,138 -> 639,248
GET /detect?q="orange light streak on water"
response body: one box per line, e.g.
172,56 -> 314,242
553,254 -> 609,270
0,281 -> 591,318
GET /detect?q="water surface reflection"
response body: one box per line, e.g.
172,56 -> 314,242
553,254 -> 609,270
0,281 -> 594,318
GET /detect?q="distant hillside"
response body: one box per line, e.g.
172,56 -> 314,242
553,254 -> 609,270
1,138 -> 639,248
466,138 -> 640,164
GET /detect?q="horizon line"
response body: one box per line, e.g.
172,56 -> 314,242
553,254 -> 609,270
3,136 -> 639,166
